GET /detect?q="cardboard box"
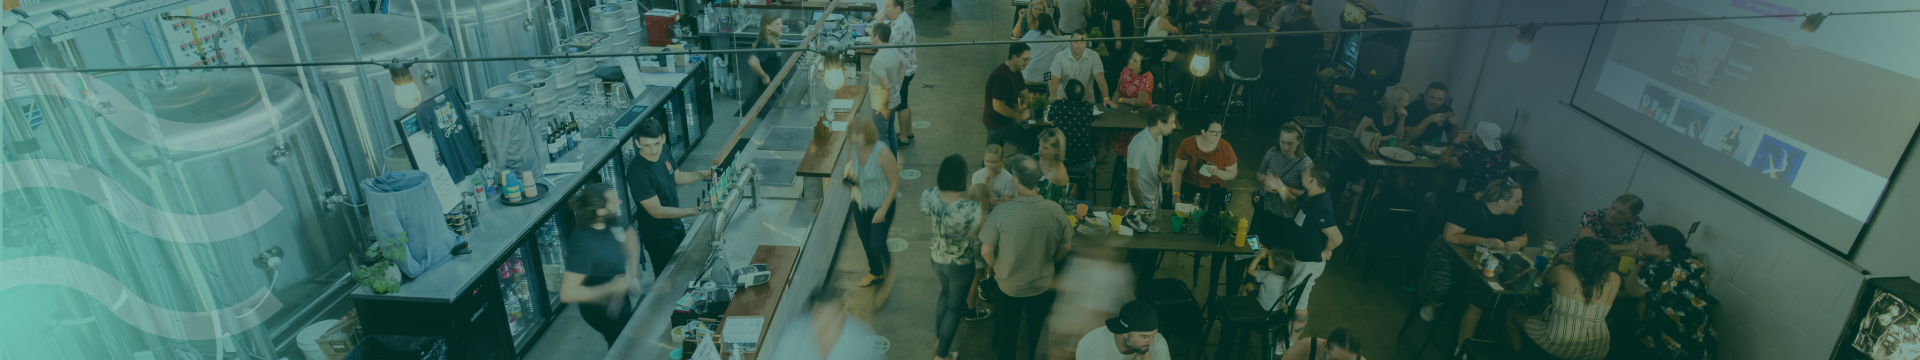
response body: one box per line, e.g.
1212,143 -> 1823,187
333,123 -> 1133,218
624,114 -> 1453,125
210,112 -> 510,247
315,313 -> 362,360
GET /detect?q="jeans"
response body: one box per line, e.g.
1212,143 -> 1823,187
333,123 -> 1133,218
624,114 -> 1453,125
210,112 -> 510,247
993,290 -> 1057,360
875,110 -> 899,151
852,205 -> 897,276
933,260 -> 974,355
579,300 -> 635,345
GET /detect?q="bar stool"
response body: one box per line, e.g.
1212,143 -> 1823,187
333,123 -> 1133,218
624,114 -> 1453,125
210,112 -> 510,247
1360,202 -> 1422,283
1221,62 -> 1261,129
1397,297 -> 1467,360
1203,273 -> 1313,360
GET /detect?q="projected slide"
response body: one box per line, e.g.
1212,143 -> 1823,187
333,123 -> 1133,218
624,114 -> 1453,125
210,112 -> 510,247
1573,0 -> 1920,252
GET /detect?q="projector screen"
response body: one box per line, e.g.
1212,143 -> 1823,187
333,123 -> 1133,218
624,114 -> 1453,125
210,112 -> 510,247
1570,0 -> 1920,253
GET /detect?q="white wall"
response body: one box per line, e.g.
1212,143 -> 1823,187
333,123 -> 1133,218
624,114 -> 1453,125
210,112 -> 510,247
1450,0 -> 1920,359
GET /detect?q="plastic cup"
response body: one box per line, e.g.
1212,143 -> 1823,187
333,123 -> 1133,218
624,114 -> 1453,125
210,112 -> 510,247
1618,256 -> 1636,274
1110,212 -> 1125,231
1077,204 -> 1089,218
1171,215 -> 1185,232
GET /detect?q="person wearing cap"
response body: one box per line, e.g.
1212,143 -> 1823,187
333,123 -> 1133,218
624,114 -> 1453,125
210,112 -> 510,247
1076,301 -> 1171,360
1442,121 -> 1512,195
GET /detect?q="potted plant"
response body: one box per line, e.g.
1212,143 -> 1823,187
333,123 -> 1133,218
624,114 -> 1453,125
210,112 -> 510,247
1028,92 -> 1050,121
353,235 -> 408,294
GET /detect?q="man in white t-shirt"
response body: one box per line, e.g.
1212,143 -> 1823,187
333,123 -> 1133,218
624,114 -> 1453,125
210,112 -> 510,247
1077,301 -> 1171,360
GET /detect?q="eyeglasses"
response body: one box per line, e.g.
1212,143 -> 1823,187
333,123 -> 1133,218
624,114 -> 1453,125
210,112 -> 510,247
1204,129 -> 1223,135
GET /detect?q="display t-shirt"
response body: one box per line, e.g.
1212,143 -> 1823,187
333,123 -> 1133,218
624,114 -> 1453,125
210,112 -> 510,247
424,101 -> 485,182
1288,192 -> 1336,262
1447,199 -> 1525,242
984,63 -> 1022,130
624,152 -> 684,240
1175,136 -> 1237,189
565,225 -> 627,286
1075,327 -> 1172,360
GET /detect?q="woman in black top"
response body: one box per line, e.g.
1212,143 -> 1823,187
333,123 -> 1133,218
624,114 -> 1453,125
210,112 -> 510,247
560,183 -> 641,345
742,14 -> 786,120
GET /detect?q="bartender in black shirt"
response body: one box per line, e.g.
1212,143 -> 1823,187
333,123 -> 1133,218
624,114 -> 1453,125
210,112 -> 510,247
624,118 -> 712,276
1401,82 -> 1458,145
561,183 -> 639,345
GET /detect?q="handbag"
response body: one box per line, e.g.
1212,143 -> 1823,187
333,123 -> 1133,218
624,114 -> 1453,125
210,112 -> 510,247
1356,123 -> 1382,154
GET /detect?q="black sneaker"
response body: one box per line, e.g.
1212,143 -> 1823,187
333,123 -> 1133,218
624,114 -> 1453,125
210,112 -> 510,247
899,139 -> 914,149
964,308 -> 992,321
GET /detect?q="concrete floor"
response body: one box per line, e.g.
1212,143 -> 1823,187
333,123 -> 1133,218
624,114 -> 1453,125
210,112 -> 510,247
523,1 -> 1469,359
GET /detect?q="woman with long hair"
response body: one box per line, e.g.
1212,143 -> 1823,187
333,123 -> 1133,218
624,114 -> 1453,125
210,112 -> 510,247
1358,85 -> 1411,139
1115,50 -> 1157,107
1035,128 -> 1073,202
1506,238 -> 1619,360
742,14 -> 787,119
843,115 -> 903,287
922,155 -> 986,360
1143,0 -> 1187,63
558,183 -> 640,345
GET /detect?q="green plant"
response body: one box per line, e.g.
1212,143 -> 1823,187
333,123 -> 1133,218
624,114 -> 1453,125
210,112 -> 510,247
353,234 -> 409,294
1029,92 -> 1050,114
1211,211 -> 1240,238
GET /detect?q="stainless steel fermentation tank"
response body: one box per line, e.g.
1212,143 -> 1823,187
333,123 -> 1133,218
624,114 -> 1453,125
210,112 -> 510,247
249,13 -> 453,183
0,70 -> 359,358
388,0 -> 552,93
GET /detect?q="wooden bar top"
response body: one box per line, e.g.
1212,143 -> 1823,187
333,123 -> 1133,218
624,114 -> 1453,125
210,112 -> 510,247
719,245 -> 801,360
796,76 -> 868,178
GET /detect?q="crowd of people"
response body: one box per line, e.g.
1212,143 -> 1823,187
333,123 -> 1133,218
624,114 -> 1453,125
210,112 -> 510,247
741,1 -> 1727,359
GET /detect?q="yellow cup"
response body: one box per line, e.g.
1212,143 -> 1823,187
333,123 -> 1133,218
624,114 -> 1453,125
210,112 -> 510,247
1110,212 -> 1125,231
1618,256 -> 1636,274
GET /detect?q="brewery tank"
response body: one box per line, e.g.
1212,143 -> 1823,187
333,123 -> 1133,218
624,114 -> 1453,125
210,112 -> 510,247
249,13 -> 454,183
388,0 -> 550,91
114,71 -> 361,292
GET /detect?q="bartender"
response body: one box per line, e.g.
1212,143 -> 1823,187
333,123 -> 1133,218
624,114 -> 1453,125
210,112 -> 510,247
560,183 -> 639,345
625,118 -> 713,276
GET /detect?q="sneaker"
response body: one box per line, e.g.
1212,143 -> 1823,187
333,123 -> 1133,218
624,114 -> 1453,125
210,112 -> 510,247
1420,305 -> 1436,321
964,308 -> 992,321
899,139 -> 914,149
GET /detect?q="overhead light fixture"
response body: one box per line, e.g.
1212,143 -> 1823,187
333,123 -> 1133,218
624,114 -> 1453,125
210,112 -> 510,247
1507,23 -> 1541,63
823,55 -> 846,91
1800,13 -> 1828,33
1189,37 -> 1213,77
386,60 -> 423,108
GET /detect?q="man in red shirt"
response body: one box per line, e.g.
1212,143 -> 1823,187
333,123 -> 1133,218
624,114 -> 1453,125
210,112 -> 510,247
984,43 -> 1037,154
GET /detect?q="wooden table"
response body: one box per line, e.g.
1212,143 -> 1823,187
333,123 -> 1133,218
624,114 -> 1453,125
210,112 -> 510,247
1339,136 -> 1539,257
1091,104 -> 1150,131
1083,208 -> 1254,323
718,245 -> 801,360
1447,243 -> 1542,296
795,76 -> 869,178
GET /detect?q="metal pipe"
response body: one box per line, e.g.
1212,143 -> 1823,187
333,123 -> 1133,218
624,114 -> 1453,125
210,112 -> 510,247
20,7 -> 1920,75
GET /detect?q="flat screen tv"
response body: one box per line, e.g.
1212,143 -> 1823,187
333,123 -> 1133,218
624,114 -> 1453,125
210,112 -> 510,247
1835,277 -> 1920,360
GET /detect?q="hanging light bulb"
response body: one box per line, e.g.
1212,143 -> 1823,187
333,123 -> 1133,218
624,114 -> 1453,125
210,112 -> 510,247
1799,13 -> 1828,33
1189,37 -> 1213,77
388,61 -> 424,108
1507,23 -> 1541,63
823,55 -> 846,91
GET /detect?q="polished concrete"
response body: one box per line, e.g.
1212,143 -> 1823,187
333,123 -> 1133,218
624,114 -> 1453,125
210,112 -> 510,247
522,1 -> 1465,359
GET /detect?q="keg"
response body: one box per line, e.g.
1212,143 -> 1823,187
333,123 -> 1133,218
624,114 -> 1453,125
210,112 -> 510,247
558,45 -> 598,89
529,58 -> 577,98
485,83 -> 536,113
507,69 -> 556,118
589,5 -> 627,33
606,0 -> 644,46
